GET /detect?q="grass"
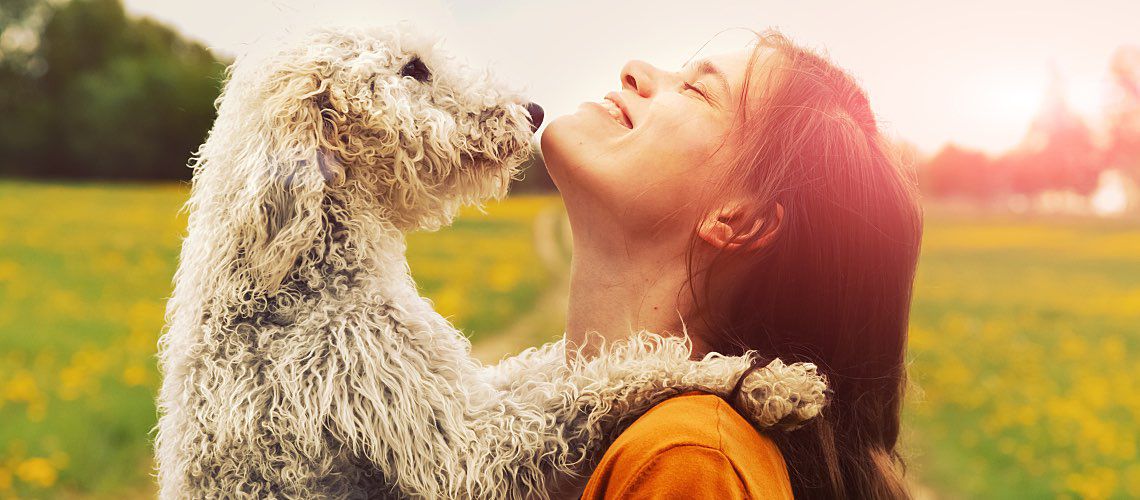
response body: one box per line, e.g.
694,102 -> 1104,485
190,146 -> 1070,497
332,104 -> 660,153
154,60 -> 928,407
0,181 -> 1136,498
407,195 -> 558,339
0,181 -> 558,498
904,211 -> 1140,499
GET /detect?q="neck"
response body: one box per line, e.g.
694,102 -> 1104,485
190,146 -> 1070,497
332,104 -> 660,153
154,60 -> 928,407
564,233 -> 709,357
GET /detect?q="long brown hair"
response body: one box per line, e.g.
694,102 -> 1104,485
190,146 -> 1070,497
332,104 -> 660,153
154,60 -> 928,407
687,31 -> 923,499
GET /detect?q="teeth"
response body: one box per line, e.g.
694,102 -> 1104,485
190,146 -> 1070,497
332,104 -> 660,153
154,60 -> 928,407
600,99 -> 627,125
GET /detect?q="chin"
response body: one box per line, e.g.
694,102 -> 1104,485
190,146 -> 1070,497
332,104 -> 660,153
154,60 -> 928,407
538,113 -> 580,189
539,108 -> 628,204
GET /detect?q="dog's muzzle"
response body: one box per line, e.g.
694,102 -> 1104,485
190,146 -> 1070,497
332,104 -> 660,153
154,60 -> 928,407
525,102 -> 544,132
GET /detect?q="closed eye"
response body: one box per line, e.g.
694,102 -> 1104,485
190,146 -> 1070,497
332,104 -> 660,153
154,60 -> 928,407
683,81 -> 709,101
682,59 -> 730,107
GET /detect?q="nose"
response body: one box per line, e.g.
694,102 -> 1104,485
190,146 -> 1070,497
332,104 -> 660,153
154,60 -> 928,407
620,60 -> 659,97
525,102 -> 544,132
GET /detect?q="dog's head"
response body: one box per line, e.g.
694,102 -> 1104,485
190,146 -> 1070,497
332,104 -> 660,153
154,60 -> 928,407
211,24 -> 541,231
185,24 -> 541,296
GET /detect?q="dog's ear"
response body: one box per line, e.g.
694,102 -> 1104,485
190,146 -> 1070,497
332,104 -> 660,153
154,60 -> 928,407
182,34 -> 365,304
316,149 -> 345,187
245,145 -> 330,295
249,71 -> 354,293
285,149 -> 345,188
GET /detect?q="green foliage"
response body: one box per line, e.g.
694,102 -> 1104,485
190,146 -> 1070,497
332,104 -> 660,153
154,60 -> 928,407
0,0 -> 226,179
38,0 -> 130,90
59,52 -> 220,179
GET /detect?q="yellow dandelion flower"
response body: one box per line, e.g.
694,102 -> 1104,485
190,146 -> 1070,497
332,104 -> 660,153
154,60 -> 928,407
4,371 -> 39,403
487,262 -> 520,292
122,365 -> 148,387
15,457 -> 56,488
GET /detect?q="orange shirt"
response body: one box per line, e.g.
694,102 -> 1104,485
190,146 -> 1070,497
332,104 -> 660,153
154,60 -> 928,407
581,391 -> 794,499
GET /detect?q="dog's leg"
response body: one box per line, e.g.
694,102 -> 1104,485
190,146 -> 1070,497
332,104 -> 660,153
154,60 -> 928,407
474,333 -> 828,497
314,294 -> 825,499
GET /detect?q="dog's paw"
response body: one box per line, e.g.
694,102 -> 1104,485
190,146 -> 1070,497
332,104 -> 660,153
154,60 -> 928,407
731,359 -> 830,431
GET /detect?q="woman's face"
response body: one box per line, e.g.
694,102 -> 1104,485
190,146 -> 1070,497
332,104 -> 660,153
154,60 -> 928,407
541,47 -> 777,245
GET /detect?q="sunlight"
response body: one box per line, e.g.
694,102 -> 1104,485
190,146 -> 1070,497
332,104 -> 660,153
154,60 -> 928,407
969,72 -> 1047,152
1091,170 -> 1130,216
1068,77 -> 1107,119
981,75 -> 1044,125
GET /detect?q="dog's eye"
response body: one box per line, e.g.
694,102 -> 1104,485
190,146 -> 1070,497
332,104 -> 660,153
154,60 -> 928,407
399,56 -> 431,82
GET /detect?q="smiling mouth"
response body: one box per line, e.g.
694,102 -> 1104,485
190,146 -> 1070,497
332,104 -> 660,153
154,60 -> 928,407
599,96 -> 632,129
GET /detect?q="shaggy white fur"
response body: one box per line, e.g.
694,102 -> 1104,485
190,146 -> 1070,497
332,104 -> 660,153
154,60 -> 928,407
155,24 -> 829,499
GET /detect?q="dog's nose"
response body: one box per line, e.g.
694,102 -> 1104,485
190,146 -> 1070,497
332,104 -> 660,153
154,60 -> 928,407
525,102 -> 544,132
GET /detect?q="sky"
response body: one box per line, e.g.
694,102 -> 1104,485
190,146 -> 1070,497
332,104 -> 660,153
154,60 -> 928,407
121,0 -> 1140,155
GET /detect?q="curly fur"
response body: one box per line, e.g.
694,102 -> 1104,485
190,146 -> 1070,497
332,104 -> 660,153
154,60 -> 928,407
155,24 -> 829,499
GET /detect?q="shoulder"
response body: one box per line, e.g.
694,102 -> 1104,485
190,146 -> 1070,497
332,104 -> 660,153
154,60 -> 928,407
582,392 -> 793,499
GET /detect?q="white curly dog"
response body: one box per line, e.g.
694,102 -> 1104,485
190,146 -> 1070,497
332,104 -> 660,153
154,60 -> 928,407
155,24 -> 829,499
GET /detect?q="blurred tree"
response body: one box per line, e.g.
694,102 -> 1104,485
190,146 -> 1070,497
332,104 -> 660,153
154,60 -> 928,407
61,51 -> 221,179
1106,46 -> 1140,181
1012,67 -> 1103,196
0,0 -> 226,179
38,0 -> 129,92
919,144 -> 999,200
921,66 -> 1114,202
0,0 -> 52,174
0,0 -> 45,68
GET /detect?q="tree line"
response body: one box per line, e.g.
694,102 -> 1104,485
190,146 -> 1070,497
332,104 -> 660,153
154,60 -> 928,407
919,49 -> 1140,201
1,0 -> 225,180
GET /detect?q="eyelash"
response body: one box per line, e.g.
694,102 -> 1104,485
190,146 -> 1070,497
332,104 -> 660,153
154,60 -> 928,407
683,81 -> 708,100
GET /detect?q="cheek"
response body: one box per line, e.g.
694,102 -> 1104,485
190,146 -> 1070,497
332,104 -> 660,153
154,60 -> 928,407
540,103 -> 728,230
609,117 -> 730,225
620,110 -> 726,191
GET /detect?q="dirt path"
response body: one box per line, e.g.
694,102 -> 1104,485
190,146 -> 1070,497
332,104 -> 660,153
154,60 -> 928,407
471,202 -> 571,363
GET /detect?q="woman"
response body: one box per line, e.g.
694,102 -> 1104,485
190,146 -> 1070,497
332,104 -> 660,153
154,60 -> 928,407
540,30 -> 923,499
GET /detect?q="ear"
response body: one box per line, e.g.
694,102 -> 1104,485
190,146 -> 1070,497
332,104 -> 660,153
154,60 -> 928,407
697,201 -> 785,253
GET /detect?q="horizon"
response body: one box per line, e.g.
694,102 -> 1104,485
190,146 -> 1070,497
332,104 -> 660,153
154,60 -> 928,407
121,0 -> 1140,156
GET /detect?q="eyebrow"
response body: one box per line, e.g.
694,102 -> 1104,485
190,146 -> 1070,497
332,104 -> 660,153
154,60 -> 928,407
691,59 -> 731,103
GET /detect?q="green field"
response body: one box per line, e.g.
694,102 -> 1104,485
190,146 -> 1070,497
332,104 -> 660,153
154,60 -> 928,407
0,182 -> 560,498
905,212 -> 1140,499
0,182 -> 1137,498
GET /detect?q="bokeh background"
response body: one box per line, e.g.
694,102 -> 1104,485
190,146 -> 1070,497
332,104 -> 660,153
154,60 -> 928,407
1,0 -> 1138,498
